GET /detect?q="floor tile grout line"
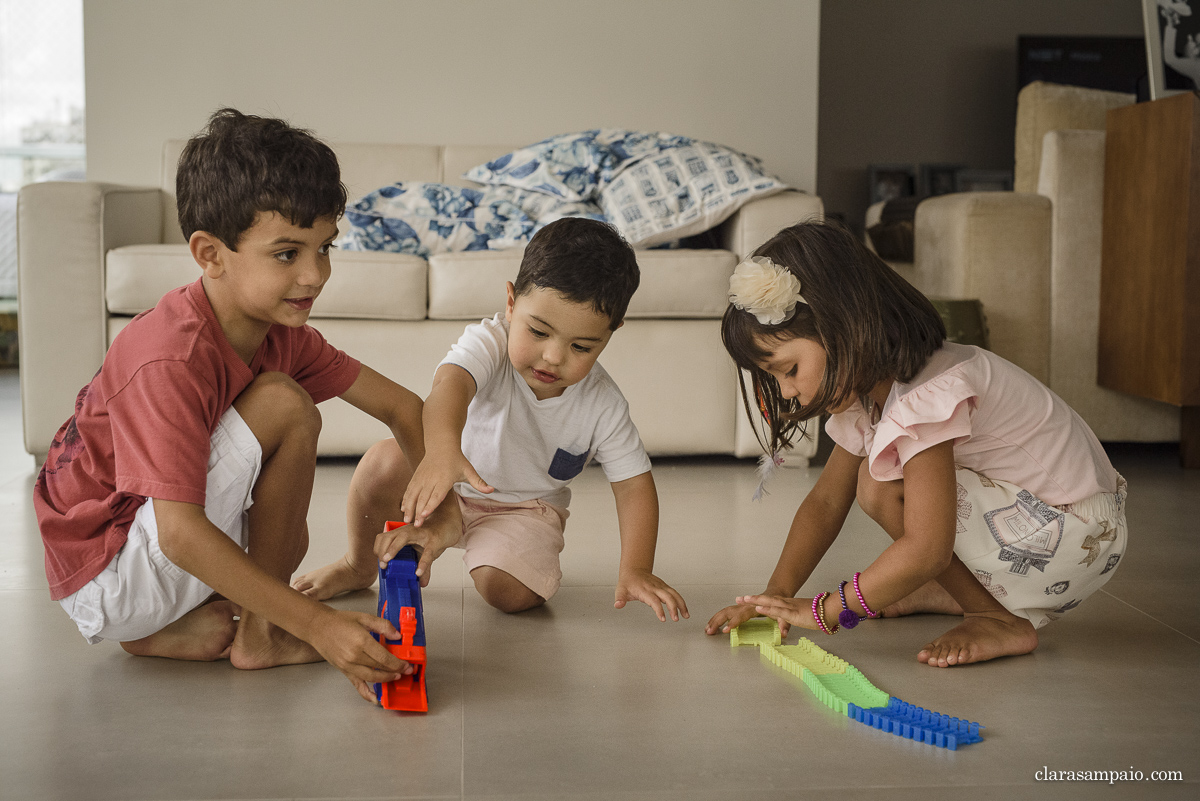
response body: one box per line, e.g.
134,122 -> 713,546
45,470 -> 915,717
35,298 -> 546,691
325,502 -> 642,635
460,580 -> 467,801
1101,588 -> 1200,646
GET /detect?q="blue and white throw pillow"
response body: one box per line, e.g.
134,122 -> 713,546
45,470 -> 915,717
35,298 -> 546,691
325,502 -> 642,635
339,183 -> 534,258
484,185 -> 607,233
598,142 -> 789,248
463,129 -> 694,202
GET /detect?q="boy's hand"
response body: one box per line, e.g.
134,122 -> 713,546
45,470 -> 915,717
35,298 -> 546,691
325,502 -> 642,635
402,452 -> 493,527
374,512 -> 462,588
615,568 -> 689,622
705,596 -> 792,638
305,606 -> 413,704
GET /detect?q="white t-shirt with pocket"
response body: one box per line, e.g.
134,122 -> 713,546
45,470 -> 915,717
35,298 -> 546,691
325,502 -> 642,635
439,314 -> 651,508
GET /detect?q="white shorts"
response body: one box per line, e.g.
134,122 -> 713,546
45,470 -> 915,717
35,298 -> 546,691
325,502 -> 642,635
57,407 -> 263,644
953,468 -> 1128,629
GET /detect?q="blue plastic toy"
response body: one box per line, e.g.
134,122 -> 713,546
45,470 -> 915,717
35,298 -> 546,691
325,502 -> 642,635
373,522 -> 428,712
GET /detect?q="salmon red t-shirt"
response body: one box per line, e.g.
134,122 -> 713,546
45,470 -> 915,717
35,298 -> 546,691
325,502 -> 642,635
35,279 -> 361,600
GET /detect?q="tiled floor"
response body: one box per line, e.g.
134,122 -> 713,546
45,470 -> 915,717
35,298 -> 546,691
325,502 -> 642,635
1,367 -> 1197,800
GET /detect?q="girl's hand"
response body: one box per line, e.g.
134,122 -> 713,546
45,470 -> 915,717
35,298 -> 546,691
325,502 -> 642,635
736,594 -> 820,633
705,597 -> 791,638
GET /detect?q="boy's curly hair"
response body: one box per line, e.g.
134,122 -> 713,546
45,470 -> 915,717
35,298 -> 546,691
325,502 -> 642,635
722,219 -> 946,456
176,108 -> 346,249
514,218 -> 640,330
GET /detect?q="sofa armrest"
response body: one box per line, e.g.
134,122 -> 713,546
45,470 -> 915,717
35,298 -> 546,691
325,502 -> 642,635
718,190 -> 823,258
17,182 -> 163,457
913,192 -> 1052,383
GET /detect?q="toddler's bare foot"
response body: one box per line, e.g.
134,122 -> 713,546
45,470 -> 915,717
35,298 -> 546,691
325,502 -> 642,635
229,612 -> 323,670
120,600 -> 238,661
882,580 -> 964,617
291,554 -> 376,601
917,613 -> 1038,667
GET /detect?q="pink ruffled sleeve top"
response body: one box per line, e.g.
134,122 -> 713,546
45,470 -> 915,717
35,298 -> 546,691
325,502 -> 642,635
825,343 -> 1117,507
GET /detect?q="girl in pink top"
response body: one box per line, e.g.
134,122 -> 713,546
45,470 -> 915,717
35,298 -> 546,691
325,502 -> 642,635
705,221 -> 1126,667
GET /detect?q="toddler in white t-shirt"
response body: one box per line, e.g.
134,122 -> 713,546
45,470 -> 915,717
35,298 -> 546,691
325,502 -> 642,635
296,218 -> 688,621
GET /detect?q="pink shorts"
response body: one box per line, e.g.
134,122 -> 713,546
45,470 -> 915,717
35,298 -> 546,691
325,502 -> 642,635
454,494 -> 569,601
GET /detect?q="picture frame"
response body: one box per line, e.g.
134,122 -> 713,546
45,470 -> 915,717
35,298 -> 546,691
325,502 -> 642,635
919,164 -> 963,198
867,163 -> 917,205
1143,0 -> 1200,100
954,169 -> 1013,193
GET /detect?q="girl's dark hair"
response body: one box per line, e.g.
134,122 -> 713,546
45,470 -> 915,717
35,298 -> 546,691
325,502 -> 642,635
721,219 -> 946,455
514,217 -> 639,331
176,108 -> 347,249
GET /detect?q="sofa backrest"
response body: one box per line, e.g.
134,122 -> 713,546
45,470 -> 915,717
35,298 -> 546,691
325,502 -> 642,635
158,140 -> 517,244
1013,81 -> 1134,194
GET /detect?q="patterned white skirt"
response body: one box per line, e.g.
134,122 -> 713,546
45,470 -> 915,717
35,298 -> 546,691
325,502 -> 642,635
951,468 -> 1127,629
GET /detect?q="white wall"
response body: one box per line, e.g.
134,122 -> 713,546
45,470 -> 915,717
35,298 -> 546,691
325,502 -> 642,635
84,0 -> 820,193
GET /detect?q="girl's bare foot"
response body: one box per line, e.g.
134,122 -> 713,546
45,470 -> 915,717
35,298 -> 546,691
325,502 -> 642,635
917,612 -> 1038,667
229,612 -> 323,670
120,600 -> 238,661
882,580 -> 964,617
291,554 -> 377,600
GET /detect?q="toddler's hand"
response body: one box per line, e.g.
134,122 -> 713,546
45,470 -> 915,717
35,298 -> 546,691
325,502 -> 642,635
705,601 -> 788,637
615,568 -> 689,622
306,607 -> 413,704
373,516 -> 461,588
402,453 -> 492,527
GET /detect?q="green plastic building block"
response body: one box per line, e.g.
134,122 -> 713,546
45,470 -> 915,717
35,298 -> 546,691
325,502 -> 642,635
729,616 -> 782,648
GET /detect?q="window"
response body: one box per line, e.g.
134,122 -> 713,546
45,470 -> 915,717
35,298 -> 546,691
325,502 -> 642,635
0,0 -> 85,193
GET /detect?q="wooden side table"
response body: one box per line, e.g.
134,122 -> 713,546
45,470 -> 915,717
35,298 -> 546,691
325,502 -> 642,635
1098,92 -> 1200,468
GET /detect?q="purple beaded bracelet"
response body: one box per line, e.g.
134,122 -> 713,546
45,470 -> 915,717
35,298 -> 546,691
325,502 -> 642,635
852,571 -> 881,619
837,581 -> 862,629
812,592 -> 838,635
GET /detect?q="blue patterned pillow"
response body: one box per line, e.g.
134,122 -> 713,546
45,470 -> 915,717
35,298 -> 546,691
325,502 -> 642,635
485,185 -> 607,233
464,130 -> 694,202
598,142 -> 789,248
339,183 -> 534,258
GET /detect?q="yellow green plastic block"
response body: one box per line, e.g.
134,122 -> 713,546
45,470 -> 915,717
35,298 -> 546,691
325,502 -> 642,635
764,639 -> 890,714
729,617 -> 782,648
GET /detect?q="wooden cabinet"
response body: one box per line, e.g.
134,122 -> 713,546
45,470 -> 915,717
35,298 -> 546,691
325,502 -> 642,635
1098,92 -> 1200,467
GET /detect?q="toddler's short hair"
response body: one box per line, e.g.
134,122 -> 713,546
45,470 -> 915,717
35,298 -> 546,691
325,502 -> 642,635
514,218 -> 639,330
176,108 -> 346,249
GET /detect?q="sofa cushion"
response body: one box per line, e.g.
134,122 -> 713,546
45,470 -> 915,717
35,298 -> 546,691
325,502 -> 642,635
105,245 -> 427,320
427,247 -> 736,320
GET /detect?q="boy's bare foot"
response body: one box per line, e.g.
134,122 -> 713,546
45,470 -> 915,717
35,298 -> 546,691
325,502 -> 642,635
917,613 -> 1038,667
881,580 -> 964,617
291,554 -> 377,600
120,600 -> 238,661
229,612 -> 323,670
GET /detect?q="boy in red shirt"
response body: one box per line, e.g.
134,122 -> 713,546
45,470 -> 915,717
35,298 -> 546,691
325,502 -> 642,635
34,108 -> 455,704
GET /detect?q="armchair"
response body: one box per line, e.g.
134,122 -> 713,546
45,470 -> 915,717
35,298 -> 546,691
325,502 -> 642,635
878,82 -> 1179,442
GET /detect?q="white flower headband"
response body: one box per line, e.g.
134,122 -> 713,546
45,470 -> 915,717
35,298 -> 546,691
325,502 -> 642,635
728,256 -> 806,325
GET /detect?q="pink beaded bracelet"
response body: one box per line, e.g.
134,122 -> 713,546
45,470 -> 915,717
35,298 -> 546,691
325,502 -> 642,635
812,591 -> 838,635
852,571 -> 880,619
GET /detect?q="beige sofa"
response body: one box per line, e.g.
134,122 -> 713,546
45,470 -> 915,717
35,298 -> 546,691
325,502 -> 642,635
869,82 -> 1179,443
18,141 -> 823,463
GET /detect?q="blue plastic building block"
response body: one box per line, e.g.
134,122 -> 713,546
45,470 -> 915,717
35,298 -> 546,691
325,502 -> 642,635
373,522 -> 428,712
847,698 -> 984,751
